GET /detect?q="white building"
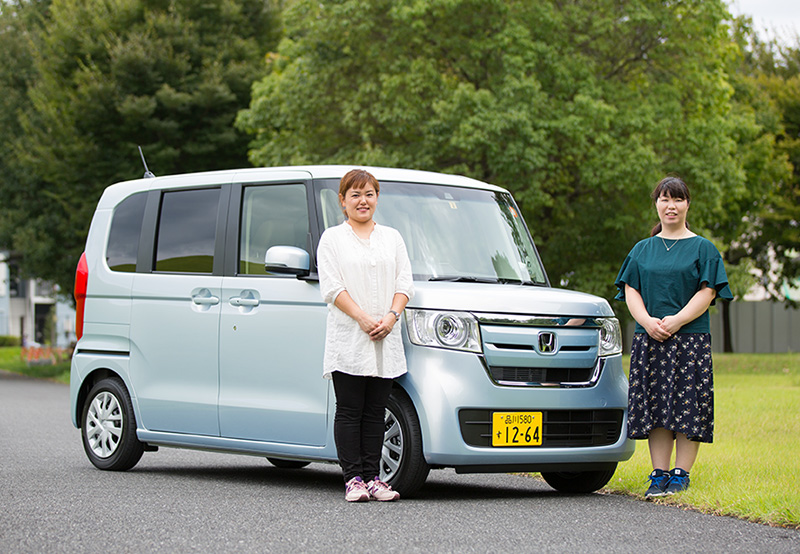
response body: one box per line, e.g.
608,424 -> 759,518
0,251 -> 76,347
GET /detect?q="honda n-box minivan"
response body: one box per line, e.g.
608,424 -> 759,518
70,166 -> 633,495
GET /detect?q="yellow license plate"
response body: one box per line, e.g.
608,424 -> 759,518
492,412 -> 543,447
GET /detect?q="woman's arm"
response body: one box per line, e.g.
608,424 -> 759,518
333,290 -> 379,336
659,285 -> 716,335
368,293 -> 410,341
333,290 -> 410,341
625,284 -> 671,342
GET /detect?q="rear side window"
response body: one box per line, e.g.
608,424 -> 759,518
155,188 -> 220,273
107,193 -> 146,272
239,184 -> 309,275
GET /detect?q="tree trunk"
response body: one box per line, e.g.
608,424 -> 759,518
722,301 -> 734,353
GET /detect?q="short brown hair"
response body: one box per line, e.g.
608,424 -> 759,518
339,169 -> 380,198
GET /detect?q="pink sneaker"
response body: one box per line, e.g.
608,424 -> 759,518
366,478 -> 400,502
345,477 -> 369,502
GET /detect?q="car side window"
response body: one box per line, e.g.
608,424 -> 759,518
107,192 -> 147,272
239,184 -> 309,275
155,188 -> 220,273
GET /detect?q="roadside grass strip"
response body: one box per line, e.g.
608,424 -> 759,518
605,353 -> 800,528
0,347 -> 70,383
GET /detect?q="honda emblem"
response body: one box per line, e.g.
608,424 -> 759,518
538,332 -> 556,354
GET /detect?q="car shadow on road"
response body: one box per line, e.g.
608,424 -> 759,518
116,459 -> 596,501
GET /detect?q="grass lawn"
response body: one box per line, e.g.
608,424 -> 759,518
0,347 -> 70,384
604,352 -> 800,528
1,347 -> 797,527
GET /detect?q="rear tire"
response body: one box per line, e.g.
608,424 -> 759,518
81,377 -> 144,471
540,464 -> 617,493
267,458 -> 311,469
381,391 -> 430,497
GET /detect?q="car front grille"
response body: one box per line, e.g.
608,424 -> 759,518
479,320 -> 602,388
488,366 -> 595,385
458,409 -> 623,448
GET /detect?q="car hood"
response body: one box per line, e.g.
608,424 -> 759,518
407,281 -> 615,318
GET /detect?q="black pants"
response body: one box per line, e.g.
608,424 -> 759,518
331,371 -> 394,483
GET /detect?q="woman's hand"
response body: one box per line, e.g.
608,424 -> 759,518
659,315 -> 683,336
643,317 -> 671,342
368,314 -> 396,341
355,313 -> 380,336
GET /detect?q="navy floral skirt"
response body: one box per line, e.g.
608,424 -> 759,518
627,333 -> 714,443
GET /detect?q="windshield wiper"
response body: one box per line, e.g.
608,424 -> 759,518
428,276 -> 500,283
427,275 -> 538,285
498,278 -> 532,285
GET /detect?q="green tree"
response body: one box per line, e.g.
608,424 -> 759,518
238,0 -> 763,306
0,0 -> 281,296
0,1 -> 52,271
727,21 -> 800,304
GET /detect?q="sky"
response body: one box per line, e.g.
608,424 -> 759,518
729,0 -> 800,42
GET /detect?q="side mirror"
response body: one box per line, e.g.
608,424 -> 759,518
264,246 -> 310,277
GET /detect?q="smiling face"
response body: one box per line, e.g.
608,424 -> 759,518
340,182 -> 378,224
655,193 -> 689,229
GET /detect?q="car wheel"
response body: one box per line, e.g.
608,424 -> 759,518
81,377 -> 144,471
381,391 -> 430,497
267,458 -> 311,469
540,464 -> 617,493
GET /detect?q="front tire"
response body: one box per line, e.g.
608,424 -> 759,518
381,391 -> 430,497
540,464 -> 617,493
81,377 -> 144,471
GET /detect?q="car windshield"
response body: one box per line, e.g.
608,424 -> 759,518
316,180 -> 547,285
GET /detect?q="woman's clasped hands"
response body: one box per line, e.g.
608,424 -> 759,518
644,315 -> 682,342
355,313 -> 396,341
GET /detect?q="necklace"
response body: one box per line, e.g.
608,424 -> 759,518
660,229 -> 687,251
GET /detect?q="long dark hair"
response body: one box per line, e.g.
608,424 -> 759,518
650,176 -> 691,237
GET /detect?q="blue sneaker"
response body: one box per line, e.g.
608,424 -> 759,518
645,469 -> 670,498
665,468 -> 690,495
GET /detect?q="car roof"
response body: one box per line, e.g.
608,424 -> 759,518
95,165 -> 508,209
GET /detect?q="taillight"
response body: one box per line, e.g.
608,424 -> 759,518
74,252 -> 88,341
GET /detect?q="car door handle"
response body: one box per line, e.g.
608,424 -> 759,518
230,297 -> 259,307
192,294 -> 220,306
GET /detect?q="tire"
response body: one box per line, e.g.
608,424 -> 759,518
81,377 -> 144,471
267,458 -> 311,469
381,391 -> 430,497
540,464 -> 617,493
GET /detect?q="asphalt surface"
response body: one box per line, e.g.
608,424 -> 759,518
1,370 -> 798,553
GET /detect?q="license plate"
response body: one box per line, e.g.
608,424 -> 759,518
492,412 -> 543,447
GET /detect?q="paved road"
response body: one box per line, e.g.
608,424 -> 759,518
1,371 -> 798,553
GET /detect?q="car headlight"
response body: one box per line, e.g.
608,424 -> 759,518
406,309 -> 481,353
598,317 -> 622,356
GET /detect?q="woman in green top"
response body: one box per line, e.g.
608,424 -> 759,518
615,176 -> 732,498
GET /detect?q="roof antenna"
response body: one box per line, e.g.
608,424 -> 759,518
138,146 -> 156,179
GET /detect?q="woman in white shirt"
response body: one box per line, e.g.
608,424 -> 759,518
317,169 -> 414,502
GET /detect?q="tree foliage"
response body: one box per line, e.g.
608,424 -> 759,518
2,0 -> 797,315
0,0 -> 281,296
726,19 -> 800,302
238,0 -> 780,304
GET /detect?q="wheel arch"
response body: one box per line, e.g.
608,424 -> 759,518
391,378 -> 431,459
75,368 -> 127,429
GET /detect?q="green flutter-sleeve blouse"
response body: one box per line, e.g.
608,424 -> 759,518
614,235 -> 733,334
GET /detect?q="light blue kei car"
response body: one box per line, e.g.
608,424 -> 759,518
70,165 -> 634,495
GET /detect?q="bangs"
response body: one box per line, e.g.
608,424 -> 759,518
339,169 -> 380,196
651,176 -> 690,202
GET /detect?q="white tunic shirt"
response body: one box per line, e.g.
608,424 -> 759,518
317,222 -> 414,379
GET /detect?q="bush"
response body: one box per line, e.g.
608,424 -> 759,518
0,336 -> 21,347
